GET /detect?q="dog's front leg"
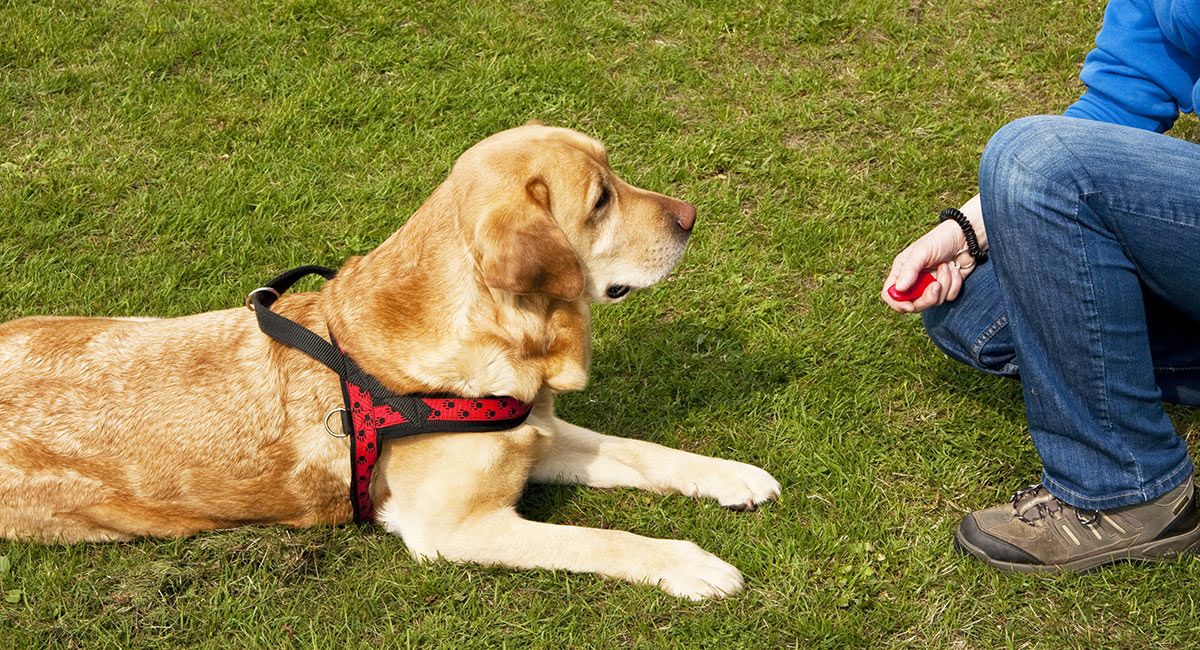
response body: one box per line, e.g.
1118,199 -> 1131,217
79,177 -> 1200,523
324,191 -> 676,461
372,426 -> 745,599
529,418 -> 780,510
409,508 -> 746,600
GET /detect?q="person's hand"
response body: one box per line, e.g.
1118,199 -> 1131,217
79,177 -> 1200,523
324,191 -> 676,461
882,195 -> 983,314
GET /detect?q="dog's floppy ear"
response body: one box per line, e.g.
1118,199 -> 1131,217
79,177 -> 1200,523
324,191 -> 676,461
476,177 -> 584,301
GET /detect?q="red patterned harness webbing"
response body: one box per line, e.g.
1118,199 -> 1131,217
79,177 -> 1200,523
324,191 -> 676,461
344,381 -> 532,521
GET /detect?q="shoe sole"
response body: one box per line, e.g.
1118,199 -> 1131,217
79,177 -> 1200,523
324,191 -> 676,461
953,520 -> 1200,574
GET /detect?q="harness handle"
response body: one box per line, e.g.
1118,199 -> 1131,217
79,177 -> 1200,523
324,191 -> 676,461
247,265 -> 346,377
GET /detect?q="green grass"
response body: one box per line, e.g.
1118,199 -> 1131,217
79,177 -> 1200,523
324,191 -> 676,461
3,0 -> 1200,647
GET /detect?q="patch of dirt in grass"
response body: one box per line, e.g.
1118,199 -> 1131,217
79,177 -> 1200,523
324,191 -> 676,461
783,131 -> 833,152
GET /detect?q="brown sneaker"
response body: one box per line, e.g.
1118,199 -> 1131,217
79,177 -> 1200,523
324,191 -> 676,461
954,475 -> 1200,573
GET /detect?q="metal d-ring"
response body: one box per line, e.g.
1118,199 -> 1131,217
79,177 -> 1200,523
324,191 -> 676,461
324,408 -> 349,437
952,247 -> 976,271
245,287 -> 280,311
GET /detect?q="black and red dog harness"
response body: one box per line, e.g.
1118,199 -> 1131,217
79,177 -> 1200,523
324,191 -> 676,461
248,265 -> 533,522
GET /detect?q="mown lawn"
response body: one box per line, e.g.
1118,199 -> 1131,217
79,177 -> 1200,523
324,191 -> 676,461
3,0 -> 1200,647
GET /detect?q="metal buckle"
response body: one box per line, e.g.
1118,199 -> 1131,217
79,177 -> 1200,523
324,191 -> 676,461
245,287 -> 280,311
324,408 -> 349,437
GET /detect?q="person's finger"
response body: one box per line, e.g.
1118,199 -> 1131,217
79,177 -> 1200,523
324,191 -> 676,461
909,263 -> 948,312
907,280 -> 941,312
890,254 -> 923,292
881,286 -> 914,313
945,264 -> 964,302
883,220 -> 971,312
928,262 -> 953,307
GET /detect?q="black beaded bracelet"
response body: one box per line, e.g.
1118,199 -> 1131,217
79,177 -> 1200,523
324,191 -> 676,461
939,207 -> 988,265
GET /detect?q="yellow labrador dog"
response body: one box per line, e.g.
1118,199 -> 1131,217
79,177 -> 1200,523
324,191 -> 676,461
0,123 -> 779,599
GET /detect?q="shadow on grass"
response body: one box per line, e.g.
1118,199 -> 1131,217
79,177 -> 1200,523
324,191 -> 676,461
929,360 -> 1025,419
558,315 -> 803,440
519,313 -> 802,521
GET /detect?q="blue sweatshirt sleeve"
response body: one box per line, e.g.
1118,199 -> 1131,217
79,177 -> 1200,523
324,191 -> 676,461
1064,0 -> 1200,133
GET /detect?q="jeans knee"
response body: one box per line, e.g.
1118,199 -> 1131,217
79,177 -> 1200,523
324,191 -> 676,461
981,116 -> 1072,182
979,115 -> 1092,233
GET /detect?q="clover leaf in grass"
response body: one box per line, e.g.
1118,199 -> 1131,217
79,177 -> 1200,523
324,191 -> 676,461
0,555 -> 21,604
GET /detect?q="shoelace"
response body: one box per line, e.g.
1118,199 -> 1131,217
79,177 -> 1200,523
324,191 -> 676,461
1011,484 -> 1099,527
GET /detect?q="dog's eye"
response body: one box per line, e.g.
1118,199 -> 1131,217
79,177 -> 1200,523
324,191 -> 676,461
593,186 -> 611,213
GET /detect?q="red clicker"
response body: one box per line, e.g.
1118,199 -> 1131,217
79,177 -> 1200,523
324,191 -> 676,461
887,272 -> 937,302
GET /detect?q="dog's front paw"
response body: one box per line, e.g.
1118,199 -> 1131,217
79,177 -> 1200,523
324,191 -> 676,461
649,540 -> 744,600
689,459 -> 781,511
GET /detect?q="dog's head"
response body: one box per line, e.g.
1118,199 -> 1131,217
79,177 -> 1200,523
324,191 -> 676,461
453,122 -> 695,304
324,123 -> 695,397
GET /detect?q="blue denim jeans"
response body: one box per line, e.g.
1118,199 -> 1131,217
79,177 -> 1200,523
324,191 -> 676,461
921,115 -> 1200,510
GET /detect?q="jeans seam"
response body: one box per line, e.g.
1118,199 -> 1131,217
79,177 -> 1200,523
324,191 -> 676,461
1000,149 -> 1145,489
1087,198 -> 1172,292
1063,188 -> 1132,485
969,314 -> 1008,367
